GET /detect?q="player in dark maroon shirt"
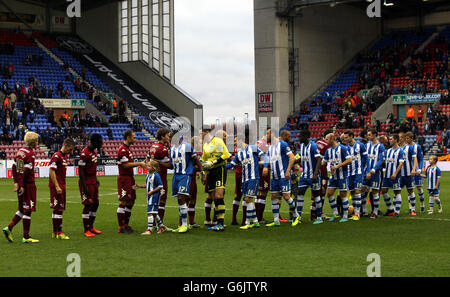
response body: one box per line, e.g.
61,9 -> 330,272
231,139 -> 245,225
3,132 -> 39,243
256,129 -> 271,223
78,133 -> 103,237
147,128 -> 172,225
312,129 -> 333,220
49,138 -> 75,240
117,130 -> 146,234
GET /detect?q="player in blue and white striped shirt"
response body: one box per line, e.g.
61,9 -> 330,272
295,129 -> 322,226
170,137 -> 203,233
321,133 -> 352,223
407,132 -> 425,213
399,132 -> 418,216
263,130 -> 296,227
225,137 -> 266,230
381,134 -> 404,217
362,129 -> 386,219
422,156 -> 442,214
342,130 -> 368,220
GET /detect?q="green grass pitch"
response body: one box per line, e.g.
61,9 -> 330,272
0,172 -> 449,277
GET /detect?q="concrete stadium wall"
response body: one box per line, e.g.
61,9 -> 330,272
0,0 -> 71,33
254,1 -> 381,126
75,2 -> 201,126
254,0 -> 290,128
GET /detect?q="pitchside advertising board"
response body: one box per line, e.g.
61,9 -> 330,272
0,158 -> 163,179
392,93 -> 441,105
53,35 -> 187,132
0,158 -> 448,178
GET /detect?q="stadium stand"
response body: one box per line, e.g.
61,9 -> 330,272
0,29 -> 165,160
283,26 -> 449,157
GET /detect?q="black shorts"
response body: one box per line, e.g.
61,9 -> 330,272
207,166 -> 227,192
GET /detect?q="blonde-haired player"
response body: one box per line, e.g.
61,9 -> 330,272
3,131 -> 40,243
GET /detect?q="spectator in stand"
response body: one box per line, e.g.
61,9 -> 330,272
112,98 -> 118,113
406,105 -> 415,122
436,133 -> 443,151
64,89 -> 70,99
88,87 -> 95,100
2,96 -> 9,109
417,106 -> 424,123
119,99 -> 125,115
8,61 -> 14,74
107,127 -> 113,140
48,86 -> 53,98
412,124 -> 419,136
443,128 -> 450,148
28,109 -> 35,123
60,111 -> 69,127
0,149 -> 6,160
74,77 -> 81,92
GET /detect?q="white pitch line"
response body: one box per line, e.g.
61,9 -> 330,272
0,196 -> 276,213
399,216 -> 450,222
0,196 -> 448,219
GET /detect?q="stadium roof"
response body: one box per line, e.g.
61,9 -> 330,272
12,0 -> 116,12
277,0 -> 450,19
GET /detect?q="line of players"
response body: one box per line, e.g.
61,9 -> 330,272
214,126 -> 443,229
2,124 -> 443,243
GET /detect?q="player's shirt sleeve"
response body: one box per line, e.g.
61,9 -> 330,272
281,141 -> 293,156
360,143 -> 368,170
323,149 -> 329,163
187,143 -> 196,160
155,173 -> 163,188
255,146 -> 268,164
373,144 -> 385,172
225,154 -> 240,170
78,151 -> 88,167
398,149 -> 405,163
12,163 -> 17,183
147,146 -> 154,159
118,148 -> 130,164
436,167 -> 441,179
50,153 -> 60,171
311,143 -> 321,158
262,147 -> 270,168
256,146 -> 264,157
342,146 -> 351,162
410,145 -> 417,158
15,151 -> 32,187
169,147 -> 174,165
417,145 -> 424,172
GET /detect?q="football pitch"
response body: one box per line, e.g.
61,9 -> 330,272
0,172 -> 449,277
